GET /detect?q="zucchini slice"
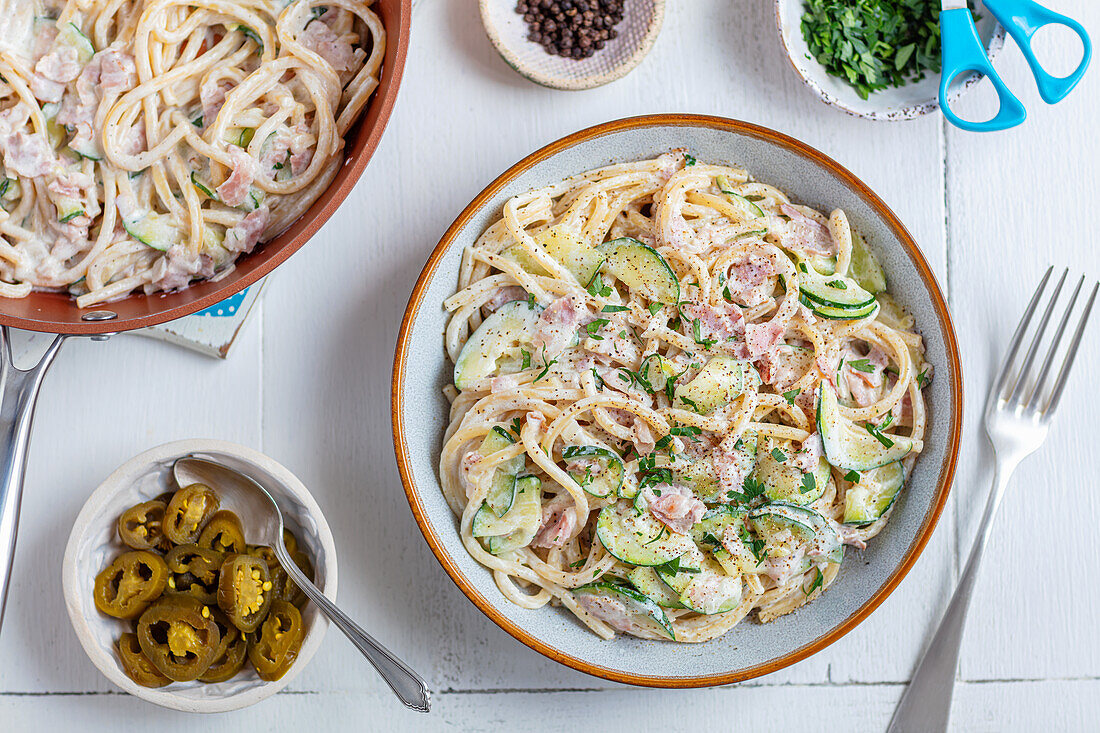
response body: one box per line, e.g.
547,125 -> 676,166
453,299 -> 542,390
191,172 -> 218,200
843,461 -> 904,525
56,22 -> 95,65
674,356 -> 749,415
480,426 -> 525,516
638,353 -> 676,392
573,582 -> 675,640
818,383 -> 916,470
753,436 -> 829,505
849,232 -> 887,294
798,259 -> 876,311
627,566 -> 684,609
601,237 -> 680,304
504,225 -> 605,286
673,432 -> 756,503
654,547 -> 742,615
690,505 -> 747,547
473,475 -> 541,555
595,503 -> 696,567
562,445 -> 623,498
715,176 -> 766,219
749,502 -> 843,565
123,212 -> 183,251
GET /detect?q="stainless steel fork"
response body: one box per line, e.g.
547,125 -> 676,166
887,267 -> 1098,733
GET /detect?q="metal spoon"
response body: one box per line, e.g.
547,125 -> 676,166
173,455 -> 431,713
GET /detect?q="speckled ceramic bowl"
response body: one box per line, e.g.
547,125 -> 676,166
480,0 -> 664,90
62,440 -> 338,712
775,0 -> 1005,121
393,115 -> 963,687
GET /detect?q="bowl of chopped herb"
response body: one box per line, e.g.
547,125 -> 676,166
775,0 -> 1005,121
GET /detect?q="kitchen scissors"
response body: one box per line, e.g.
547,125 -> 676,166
939,0 -> 1091,131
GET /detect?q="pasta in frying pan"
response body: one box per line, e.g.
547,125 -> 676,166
440,152 -> 932,642
0,0 -> 383,306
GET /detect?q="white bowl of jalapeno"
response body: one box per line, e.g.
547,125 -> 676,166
61,439 -> 338,713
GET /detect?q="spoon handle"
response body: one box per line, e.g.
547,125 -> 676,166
274,543 -> 431,713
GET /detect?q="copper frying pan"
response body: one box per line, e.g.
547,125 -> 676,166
0,0 -> 411,631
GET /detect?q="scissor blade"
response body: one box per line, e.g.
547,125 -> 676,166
941,0 -> 968,10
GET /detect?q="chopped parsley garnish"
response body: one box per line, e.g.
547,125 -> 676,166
684,154 -> 697,166
692,318 -> 717,349
798,262 -> 808,273
584,318 -> 610,340
847,358 -> 875,373
527,292 -> 536,308
803,567 -> 824,597
844,470 -> 861,483
800,471 -> 817,494
916,368 -> 930,388
587,273 -> 612,298
520,350 -> 531,370
864,421 -> 895,448
653,555 -> 700,575
826,279 -> 848,290
740,529 -> 768,564
679,395 -> 701,413
601,304 -> 630,313
670,425 -> 702,440
722,284 -> 734,303
643,526 -> 669,546
647,302 -> 662,316
569,559 -> 586,568
782,388 -> 801,404
534,345 -> 557,382
508,417 -> 523,440
771,447 -> 787,462
192,116 -> 203,127
726,475 -> 766,505
591,367 -> 605,391
618,367 -> 655,394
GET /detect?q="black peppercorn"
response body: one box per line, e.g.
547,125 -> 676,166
516,0 -> 627,59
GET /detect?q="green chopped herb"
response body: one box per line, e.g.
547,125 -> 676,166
826,279 -> 848,290
803,567 -> 824,596
647,302 -> 662,316
653,555 -> 701,574
864,421 -> 895,448
744,194 -> 765,202
643,526 -> 670,546
585,318 -> 610,340
782,388 -> 801,404
534,345 -> 557,381
587,273 -> 612,298
798,262 -> 808,273
679,395 -> 701,413
591,367 -> 605,391
601,304 -> 630,313
800,0 -> 978,100
723,284 -> 734,303
800,471 -> 817,494
847,358 -> 875,373
844,470 -> 861,483
692,318 -> 717,348
569,559 -> 586,568
521,349 -> 531,370
727,476 -> 767,505
684,154 -> 697,166
509,417 -> 523,440
527,292 -> 536,308
916,368 -> 930,388
771,447 -> 788,462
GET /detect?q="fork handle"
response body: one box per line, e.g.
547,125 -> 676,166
887,460 -> 1018,732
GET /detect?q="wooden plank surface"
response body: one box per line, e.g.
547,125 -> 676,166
1,0 -> 1096,730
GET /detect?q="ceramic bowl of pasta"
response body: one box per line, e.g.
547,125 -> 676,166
393,114 -> 963,686
0,0 -> 409,333
62,439 -> 338,713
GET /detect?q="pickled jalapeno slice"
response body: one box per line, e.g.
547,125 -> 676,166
117,500 -> 170,552
163,484 -> 220,544
197,510 -> 246,554
136,595 -> 221,682
164,544 -> 224,604
217,554 -> 273,633
198,610 -> 248,683
117,632 -> 171,688
246,600 -> 303,681
93,551 -> 169,619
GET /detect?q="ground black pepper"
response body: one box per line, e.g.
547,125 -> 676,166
515,0 -> 625,60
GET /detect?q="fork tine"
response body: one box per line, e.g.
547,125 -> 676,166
994,267 -> 1052,402
1044,280 -> 1099,416
1027,275 -> 1083,409
1009,268 -> 1067,405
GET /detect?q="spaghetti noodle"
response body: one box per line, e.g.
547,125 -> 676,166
0,0 -> 384,306
440,152 -> 931,642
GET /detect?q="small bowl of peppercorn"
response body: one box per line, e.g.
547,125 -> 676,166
481,0 -> 665,90
775,0 -> 1006,121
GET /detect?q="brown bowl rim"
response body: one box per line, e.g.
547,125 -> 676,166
391,113 -> 963,688
0,0 -> 411,335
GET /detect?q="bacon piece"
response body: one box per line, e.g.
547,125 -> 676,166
58,49 -> 136,154
299,19 -> 358,73
575,592 -> 652,636
791,432 -> 824,473
723,252 -> 776,306
745,321 -> 785,358
532,294 -> 590,356
643,485 -> 705,535
531,498 -> 577,549
200,77 -> 232,127
489,374 -> 521,393
1,132 -> 53,177
148,244 -> 215,293
216,145 -> 256,207
31,45 -> 81,102
779,204 -> 835,257
484,286 -> 526,313
223,206 -> 269,254
714,434 -> 752,495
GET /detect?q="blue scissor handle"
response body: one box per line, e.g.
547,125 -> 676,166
939,7 -> 1027,132
985,0 -> 1092,104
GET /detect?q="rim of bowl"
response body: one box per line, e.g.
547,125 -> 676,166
773,1 -> 1006,122
61,439 -> 339,713
479,0 -> 665,91
391,113 -> 964,687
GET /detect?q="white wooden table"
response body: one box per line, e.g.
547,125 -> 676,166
2,1 -> 1097,730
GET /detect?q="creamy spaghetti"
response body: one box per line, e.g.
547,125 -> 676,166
440,152 -> 932,643
0,0 -> 384,306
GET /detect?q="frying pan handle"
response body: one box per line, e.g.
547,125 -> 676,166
0,328 -> 67,634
